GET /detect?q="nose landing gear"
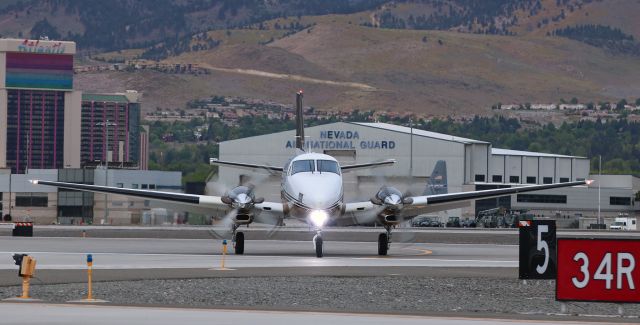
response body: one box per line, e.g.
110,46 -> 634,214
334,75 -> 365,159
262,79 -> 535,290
313,230 -> 323,258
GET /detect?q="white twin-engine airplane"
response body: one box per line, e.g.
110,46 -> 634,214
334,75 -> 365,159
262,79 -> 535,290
32,91 -> 589,258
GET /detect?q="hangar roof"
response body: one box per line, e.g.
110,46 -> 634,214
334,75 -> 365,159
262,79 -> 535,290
492,148 -> 585,159
351,122 -> 489,144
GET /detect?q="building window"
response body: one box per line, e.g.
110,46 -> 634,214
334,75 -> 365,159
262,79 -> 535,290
15,193 -> 48,207
543,177 -> 553,184
526,176 -> 536,184
517,194 -> 567,204
559,177 -> 570,183
577,178 -> 585,181
149,184 -> 156,190
509,176 -> 519,183
475,174 -> 485,182
141,184 -> 148,189
132,184 -> 139,189
610,197 -> 631,206
492,175 -> 502,183
116,183 -> 124,188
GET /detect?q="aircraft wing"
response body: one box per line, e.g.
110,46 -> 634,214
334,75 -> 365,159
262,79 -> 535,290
210,158 -> 283,173
30,180 -> 283,216
399,180 -> 587,217
343,180 -> 587,222
341,159 -> 395,172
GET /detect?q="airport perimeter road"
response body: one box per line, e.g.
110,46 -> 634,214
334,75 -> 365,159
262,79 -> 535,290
2,225 -> 638,244
0,303 -> 634,325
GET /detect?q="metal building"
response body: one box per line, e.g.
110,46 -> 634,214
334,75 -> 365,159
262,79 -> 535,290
0,168 -> 182,224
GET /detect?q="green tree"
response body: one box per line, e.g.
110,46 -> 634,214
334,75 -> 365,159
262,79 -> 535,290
617,99 -> 628,110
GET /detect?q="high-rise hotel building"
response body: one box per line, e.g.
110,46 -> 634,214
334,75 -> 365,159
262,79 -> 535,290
0,38 -> 81,173
0,38 -> 145,170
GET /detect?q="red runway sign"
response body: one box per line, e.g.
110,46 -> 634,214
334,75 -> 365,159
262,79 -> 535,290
557,239 -> 639,303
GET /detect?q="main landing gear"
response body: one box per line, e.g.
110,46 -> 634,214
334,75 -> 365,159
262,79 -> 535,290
378,224 -> 392,256
313,230 -> 323,258
232,224 -> 244,255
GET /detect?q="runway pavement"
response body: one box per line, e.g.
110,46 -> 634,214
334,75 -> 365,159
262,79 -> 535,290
0,237 -> 516,268
0,303 -> 633,325
0,236 -> 520,286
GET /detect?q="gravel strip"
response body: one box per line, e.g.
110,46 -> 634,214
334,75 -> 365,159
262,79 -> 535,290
1,277 -> 638,318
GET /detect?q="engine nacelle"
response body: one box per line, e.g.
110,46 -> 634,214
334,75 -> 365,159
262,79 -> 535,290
380,214 -> 401,225
221,185 -> 263,213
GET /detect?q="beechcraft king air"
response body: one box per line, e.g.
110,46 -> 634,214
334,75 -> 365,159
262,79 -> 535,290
31,91 -> 590,258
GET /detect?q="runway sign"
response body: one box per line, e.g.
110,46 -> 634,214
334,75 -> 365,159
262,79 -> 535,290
557,239 -> 639,303
519,220 -> 556,279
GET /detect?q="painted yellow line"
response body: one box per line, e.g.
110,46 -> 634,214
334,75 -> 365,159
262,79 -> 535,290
412,248 -> 433,256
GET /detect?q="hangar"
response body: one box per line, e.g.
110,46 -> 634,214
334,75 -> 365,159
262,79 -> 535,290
217,122 -> 634,222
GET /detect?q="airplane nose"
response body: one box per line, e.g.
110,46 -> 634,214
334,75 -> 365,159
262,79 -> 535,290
302,190 -> 340,209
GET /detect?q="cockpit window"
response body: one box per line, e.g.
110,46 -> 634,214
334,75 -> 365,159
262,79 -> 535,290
291,160 -> 315,174
317,160 -> 340,175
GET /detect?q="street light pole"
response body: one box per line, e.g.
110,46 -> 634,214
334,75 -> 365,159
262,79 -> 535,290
97,120 -> 117,225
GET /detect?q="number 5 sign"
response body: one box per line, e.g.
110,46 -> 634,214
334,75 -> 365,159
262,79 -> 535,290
519,220 -> 556,279
557,239 -> 639,303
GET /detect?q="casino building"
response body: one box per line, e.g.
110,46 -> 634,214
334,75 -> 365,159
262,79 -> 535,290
218,122 -> 639,223
0,38 -> 80,172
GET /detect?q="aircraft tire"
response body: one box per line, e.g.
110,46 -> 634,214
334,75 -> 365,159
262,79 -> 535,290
235,232 -> 245,255
378,233 -> 388,256
314,236 -> 323,258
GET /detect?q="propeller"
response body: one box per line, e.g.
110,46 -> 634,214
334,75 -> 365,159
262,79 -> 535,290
206,172 -> 269,239
355,167 -> 422,251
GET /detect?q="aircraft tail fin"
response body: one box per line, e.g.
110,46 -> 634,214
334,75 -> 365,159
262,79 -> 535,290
295,90 -> 305,151
423,160 -> 447,195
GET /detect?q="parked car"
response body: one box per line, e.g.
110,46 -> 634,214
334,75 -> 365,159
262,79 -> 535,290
461,218 -> 476,228
446,217 -> 461,228
411,216 -> 442,227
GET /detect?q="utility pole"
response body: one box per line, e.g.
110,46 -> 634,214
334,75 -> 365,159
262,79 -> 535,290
598,155 -> 601,226
409,118 -> 413,179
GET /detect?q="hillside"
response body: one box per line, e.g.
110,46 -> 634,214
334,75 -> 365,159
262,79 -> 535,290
0,0 -> 386,49
74,19 -> 640,115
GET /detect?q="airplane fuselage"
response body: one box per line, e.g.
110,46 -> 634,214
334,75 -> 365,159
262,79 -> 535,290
281,152 -> 344,227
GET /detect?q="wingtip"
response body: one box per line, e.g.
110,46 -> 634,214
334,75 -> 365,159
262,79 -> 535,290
585,179 -> 595,185
29,179 -> 38,185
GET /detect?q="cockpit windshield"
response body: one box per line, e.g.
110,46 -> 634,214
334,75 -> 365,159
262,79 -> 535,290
291,160 -> 315,175
317,160 -> 340,175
